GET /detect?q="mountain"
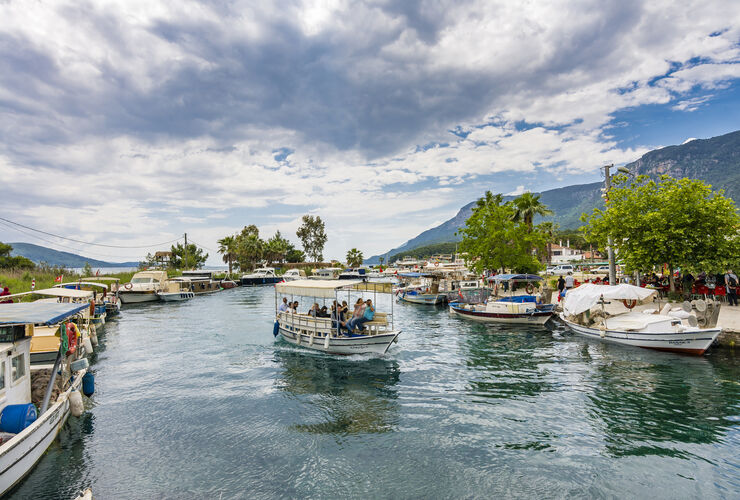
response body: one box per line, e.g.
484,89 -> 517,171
367,129 -> 740,264
9,242 -> 140,268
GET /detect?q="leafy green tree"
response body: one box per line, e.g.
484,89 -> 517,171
296,215 -> 328,262
83,262 -> 93,276
217,235 -> 237,274
457,191 -> 545,273
286,248 -> 305,263
511,192 -> 554,230
346,248 -> 363,267
264,231 -> 291,264
170,242 -> 208,269
581,175 -> 740,291
236,233 -> 264,271
0,242 -> 35,269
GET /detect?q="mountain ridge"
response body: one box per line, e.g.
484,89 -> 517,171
366,130 -> 740,264
9,242 -> 140,268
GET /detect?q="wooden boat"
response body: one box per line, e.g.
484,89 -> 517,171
157,278 -> 195,302
0,302 -> 92,495
220,279 -> 238,289
274,280 -> 400,355
81,276 -> 122,316
54,282 -> 108,325
559,283 -> 721,355
449,274 -> 554,324
119,270 -> 167,303
395,273 -> 446,305
181,270 -> 222,294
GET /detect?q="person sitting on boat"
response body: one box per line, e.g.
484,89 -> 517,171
278,297 -> 289,313
291,301 -> 299,312
0,286 -> 13,304
331,303 -> 346,332
348,299 -> 375,333
308,302 -> 320,317
317,305 -> 330,318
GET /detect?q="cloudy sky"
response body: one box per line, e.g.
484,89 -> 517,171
1,0 -> 740,264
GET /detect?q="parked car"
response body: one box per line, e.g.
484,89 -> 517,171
591,265 -> 610,274
547,264 -> 574,275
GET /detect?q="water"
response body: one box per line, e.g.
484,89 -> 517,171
10,287 -> 740,499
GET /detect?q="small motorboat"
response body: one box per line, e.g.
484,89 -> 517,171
241,267 -> 282,286
157,278 -> 195,302
220,279 -> 238,289
119,270 -> 168,303
282,269 -> 307,281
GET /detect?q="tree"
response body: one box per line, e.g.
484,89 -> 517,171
218,235 -> 237,274
236,233 -> 264,271
0,242 -> 35,269
264,231 -> 291,265
511,192 -> 554,230
83,262 -> 93,276
457,191 -> 546,273
346,248 -> 363,267
286,248 -> 305,263
296,215 -> 327,262
170,242 -> 208,269
581,175 -> 740,291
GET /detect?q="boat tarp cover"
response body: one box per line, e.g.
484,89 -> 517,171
276,279 -> 364,298
57,282 -> 109,290
32,288 -> 94,299
397,272 -> 430,278
488,274 -> 543,282
563,284 -> 657,316
0,302 -> 89,325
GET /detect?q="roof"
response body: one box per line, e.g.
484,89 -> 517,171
488,274 -> 543,282
56,282 -> 109,290
34,288 -> 94,299
0,302 -> 89,325
82,276 -> 120,282
276,279 -> 363,298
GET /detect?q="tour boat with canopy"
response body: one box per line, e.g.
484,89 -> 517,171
449,274 -> 555,324
559,283 -> 722,355
274,280 -> 400,355
0,302 -> 93,495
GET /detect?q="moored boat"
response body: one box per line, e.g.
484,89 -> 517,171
157,278 -> 195,302
241,267 -> 281,286
119,270 -> 168,304
395,273 -> 447,305
559,283 -> 721,355
81,277 -> 122,316
181,270 -> 222,294
282,269 -> 307,281
274,280 -> 400,355
0,302 -> 92,495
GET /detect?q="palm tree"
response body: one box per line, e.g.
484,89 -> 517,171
218,235 -> 237,275
511,192 -> 554,230
346,248 -> 363,268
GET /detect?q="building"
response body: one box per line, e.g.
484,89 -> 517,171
550,241 -> 584,264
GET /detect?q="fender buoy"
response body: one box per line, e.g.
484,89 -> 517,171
622,299 -> 637,309
69,390 -> 84,417
82,372 -> 95,397
324,335 -> 330,349
525,284 -> 535,295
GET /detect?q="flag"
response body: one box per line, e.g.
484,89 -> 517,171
96,269 -> 100,276
55,275 -> 63,282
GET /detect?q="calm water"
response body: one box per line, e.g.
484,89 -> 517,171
9,287 -> 740,499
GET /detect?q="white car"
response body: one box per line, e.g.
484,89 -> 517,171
591,266 -> 610,274
548,265 -> 574,276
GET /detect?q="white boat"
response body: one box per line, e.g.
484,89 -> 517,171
157,278 -> 195,302
181,270 -> 222,294
241,267 -> 281,286
274,280 -> 400,355
81,276 -> 122,316
0,302 -> 91,495
282,269 -> 307,281
395,273 -> 446,305
310,267 -> 342,280
559,283 -> 721,355
449,274 -> 554,324
119,270 -> 168,303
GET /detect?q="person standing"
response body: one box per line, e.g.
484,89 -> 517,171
725,269 -> 738,306
564,274 -> 575,290
557,276 -> 565,294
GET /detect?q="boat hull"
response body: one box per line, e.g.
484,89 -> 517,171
119,291 -> 159,304
157,292 -> 195,302
278,327 -> 399,355
559,315 -> 720,355
241,277 -> 282,286
398,293 -> 446,305
450,305 -> 552,324
0,369 -> 85,495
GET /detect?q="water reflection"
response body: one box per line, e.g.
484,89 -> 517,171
586,350 -> 740,458
459,324 -> 556,401
273,348 -> 400,436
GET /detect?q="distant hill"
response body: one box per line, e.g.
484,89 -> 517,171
9,242 -> 139,268
366,129 -> 740,264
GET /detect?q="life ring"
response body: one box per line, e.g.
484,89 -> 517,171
622,299 -> 637,309
124,282 -> 133,290
65,322 -> 79,356
525,284 -> 535,295
434,262 -> 439,267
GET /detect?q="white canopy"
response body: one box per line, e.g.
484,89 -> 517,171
562,283 -> 657,316
34,288 -> 94,299
275,279 -> 362,298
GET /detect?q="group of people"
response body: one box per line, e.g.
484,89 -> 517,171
277,296 -> 376,335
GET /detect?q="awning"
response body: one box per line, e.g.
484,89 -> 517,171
0,302 -> 89,325
33,288 -> 94,299
276,279 -> 363,298
57,282 -> 109,290
563,283 -> 657,316
488,274 -> 543,282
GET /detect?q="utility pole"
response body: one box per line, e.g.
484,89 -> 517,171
184,232 -> 188,271
603,164 -> 617,286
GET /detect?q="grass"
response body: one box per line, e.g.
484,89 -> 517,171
0,268 -> 141,301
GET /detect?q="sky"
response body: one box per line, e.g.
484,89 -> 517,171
1,0 -> 740,265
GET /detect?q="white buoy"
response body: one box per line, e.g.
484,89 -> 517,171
69,390 -> 84,417
90,326 -> 98,346
324,334 -> 330,349
82,337 -> 93,354
73,488 -> 93,500
309,334 -> 314,346
296,333 -> 301,345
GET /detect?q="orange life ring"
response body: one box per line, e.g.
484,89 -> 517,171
622,299 -> 637,309
65,322 -> 79,356
124,282 -> 133,290
525,284 -> 535,295
434,262 -> 439,267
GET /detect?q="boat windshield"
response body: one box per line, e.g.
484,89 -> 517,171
131,278 -> 154,284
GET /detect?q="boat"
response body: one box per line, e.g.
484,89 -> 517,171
559,283 -> 722,355
395,273 -> 447,305
220,278 -> 238,289
181,270 -> 222,294
119,270 -> 168,303
157,278 -> 195,302
0,302 -> 92,495
282,269 -> 307,281
449,274 -> 555,324
54,282 -> 108,325
338,268 -> 367,280
81,277 -> 122,316
241,267 -> 281,286
309,267 -> 342,280
273,280 -> 400,355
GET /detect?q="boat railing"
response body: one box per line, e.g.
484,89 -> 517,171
278,311 -> 393,336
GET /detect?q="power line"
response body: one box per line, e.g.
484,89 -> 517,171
188,239 -> 216,253
0,216 -> 181,249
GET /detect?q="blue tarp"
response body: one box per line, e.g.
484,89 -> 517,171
487,274 -> 543,282
397,272 -> 430,278
0,302 -> 89,325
